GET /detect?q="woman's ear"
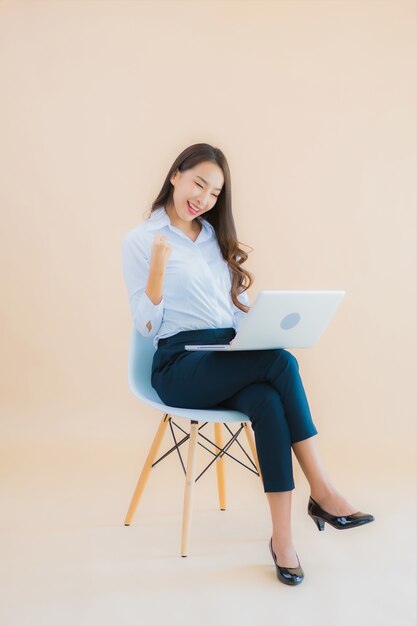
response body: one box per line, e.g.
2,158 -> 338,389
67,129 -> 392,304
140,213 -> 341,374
170,169 -> 179,186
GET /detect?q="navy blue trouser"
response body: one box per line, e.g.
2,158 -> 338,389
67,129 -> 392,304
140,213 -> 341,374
151,327 -> 318,492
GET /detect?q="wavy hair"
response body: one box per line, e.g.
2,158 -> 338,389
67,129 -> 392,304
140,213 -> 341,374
144,142 -> 254,314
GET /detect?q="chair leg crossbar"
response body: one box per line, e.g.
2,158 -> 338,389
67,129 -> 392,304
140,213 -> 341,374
152,418 -> 260,481
124,413 -> 263,556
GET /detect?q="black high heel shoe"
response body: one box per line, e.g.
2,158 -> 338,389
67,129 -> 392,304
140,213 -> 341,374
308,496 -> 375,531
269,537 -> 304,586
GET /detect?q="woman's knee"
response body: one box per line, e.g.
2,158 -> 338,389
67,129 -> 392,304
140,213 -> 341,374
273,348 -> 299,372
232,382 -> 285,417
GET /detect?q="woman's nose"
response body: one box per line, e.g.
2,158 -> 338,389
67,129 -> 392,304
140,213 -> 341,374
197,190 -> 210,207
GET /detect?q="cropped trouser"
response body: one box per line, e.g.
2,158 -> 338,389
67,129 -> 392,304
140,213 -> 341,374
151,327 -> 318,492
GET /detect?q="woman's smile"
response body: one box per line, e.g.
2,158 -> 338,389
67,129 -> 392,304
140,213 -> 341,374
187,200 -> 200,215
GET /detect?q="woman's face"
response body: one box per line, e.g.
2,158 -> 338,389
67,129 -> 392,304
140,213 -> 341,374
168,161 -> 224,224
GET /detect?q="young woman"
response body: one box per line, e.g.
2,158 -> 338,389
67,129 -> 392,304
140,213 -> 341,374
121,142 -> 374,586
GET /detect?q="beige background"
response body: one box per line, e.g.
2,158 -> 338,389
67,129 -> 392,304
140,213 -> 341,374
0,1 -> 416,625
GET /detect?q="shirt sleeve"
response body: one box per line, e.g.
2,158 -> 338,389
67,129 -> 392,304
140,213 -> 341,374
233,287 -> 250,332
121,231 -> 164,339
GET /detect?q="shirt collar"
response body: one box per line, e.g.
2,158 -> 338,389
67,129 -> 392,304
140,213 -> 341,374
146,205 -> 214,243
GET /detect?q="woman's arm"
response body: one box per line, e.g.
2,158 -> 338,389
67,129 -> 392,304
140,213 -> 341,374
121,232 -> 171,338
143,235 -> 172,330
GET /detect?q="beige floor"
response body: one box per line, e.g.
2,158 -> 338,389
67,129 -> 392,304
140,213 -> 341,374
0,428 -> 415,626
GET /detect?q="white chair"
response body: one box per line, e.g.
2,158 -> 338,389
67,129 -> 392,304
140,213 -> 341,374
123,326 -> 263,556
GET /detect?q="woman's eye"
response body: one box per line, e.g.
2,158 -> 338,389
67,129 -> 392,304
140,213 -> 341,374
195,182 -> 219,198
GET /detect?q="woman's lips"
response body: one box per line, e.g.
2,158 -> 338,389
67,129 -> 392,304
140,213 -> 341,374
187,201 -> 199,215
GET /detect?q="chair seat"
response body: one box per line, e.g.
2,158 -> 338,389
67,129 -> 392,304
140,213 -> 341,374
133,394 -> 249,423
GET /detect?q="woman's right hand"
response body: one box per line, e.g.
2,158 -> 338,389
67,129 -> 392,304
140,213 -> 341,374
149,233 -> 172,271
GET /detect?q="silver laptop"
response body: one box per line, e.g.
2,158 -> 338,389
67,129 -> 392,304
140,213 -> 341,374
184,290 -> 346,351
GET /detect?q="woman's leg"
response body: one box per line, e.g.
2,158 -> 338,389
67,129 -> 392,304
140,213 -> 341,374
153,345 -> 319,442
152,333 -> 355,566
221,382 -> 296,492
220,383 -> 301,569
265,435 -> 359,569
266,491 -> 299,568
292,436 -> 359,516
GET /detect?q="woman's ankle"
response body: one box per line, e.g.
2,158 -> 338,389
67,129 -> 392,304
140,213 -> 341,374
272,532 -> 294,550
310,481 -> 336,501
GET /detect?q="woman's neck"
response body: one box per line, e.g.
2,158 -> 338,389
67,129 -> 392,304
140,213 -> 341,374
164,203 -> 201,238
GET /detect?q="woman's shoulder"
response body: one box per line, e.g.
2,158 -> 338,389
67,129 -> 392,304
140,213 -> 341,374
123,220 -> 148,239
122,223 -> 149,253
123,207 -> 167,242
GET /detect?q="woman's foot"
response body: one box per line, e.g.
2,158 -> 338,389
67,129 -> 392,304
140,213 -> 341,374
271,536 -> 300,568
310,485 -> 359,517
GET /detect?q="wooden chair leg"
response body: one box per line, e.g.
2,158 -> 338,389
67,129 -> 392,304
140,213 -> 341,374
124,413 -> 170,526
214,422 -> 227,511
181,420 -> 199,557
243,422 -> 263,482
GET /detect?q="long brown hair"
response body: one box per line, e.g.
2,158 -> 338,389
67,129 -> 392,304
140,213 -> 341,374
144,143 -> 254,314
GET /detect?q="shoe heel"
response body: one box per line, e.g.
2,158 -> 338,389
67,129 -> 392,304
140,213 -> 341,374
311,515 -> 325,531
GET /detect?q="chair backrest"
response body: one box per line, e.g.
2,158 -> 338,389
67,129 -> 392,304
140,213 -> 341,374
127,325 -> 250,423
128,326 -> 162,404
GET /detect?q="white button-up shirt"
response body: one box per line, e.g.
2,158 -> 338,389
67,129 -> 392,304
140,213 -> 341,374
121,205 -> 250,349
